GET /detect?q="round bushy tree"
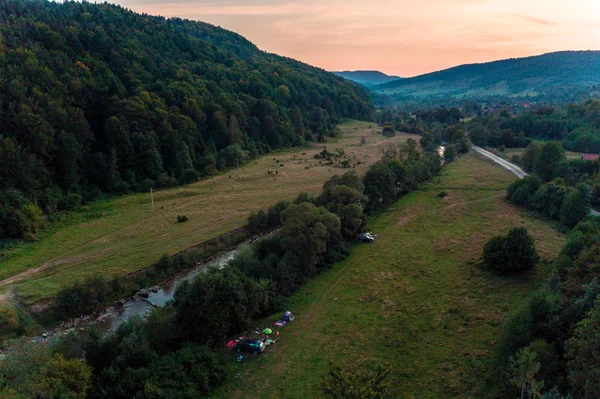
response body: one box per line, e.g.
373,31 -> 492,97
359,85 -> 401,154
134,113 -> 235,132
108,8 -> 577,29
444,144 -> 457,162
483,227 -> 538,273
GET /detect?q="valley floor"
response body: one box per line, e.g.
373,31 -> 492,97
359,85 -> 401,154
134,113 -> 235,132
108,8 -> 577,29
215,152 -> 565,399
0,121 -> 419,304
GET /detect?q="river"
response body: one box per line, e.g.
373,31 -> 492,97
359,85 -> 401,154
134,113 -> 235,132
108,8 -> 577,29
33,247 -> 240,342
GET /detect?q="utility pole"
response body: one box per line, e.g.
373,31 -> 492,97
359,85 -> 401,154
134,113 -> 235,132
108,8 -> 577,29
150,188 -> 155,212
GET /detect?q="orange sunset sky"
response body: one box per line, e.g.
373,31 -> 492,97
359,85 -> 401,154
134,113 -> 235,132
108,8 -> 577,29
108,0 -> 599,77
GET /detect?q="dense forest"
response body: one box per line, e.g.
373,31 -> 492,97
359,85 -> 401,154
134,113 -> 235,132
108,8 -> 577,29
0,0 -> 373,239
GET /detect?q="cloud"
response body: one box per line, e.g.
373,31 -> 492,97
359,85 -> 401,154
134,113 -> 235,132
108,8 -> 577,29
111,0 -> 600,76
513,14 -> 559,26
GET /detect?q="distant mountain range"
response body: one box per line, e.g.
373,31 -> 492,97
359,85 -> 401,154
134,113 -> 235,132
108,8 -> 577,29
333,70 -> 402,87
371,51 -> 600,102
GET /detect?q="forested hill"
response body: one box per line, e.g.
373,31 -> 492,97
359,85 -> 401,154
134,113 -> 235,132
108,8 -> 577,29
333,70 -> 402,87
372,51 -> 600,102
0,0 -> 373,213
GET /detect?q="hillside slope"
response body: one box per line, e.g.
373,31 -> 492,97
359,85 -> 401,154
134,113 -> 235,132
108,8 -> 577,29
372,51 -> 600,101
334,70 -> 402,87
0,0 -> 373,230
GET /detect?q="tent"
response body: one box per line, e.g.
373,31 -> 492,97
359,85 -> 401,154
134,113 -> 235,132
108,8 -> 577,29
281,311 -> 295,322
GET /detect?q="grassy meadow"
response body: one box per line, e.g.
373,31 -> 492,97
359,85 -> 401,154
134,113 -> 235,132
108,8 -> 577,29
215,152 -> 565,399
0,121 -> 420,304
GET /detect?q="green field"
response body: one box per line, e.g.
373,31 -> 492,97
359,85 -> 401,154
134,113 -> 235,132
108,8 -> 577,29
215,152 -> 565,399
0,121 -> 420,304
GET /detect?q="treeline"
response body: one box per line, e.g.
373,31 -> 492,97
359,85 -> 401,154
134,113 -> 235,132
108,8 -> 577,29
378,108 -> 471,159
467,100 -> 600,152
1,144 -> 442,398
491,140 -> 600,397
494,218 -> 600,398
380,100 -> 600,156
506,141 -> 600,227
0,0 -> 373,240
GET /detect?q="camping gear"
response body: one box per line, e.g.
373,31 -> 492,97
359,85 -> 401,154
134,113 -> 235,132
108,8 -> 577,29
227,340 -> 236,347
263,328 -> 272,334
281,311 -> 295,322
273,320 -> 286,327
237,355 -> 244,363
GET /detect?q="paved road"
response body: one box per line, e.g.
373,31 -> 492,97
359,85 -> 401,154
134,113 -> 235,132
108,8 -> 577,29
472,145 -> 528,179
471,144 -> 600,217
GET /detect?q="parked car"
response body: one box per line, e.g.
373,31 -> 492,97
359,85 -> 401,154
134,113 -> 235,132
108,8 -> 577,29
357,233 -> 375,243
235,339 -> 265,355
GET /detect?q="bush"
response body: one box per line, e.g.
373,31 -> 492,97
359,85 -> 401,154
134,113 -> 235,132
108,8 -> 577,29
56,276 -> 121,316
382,125 -> 395,137
321,362 -> 392,399
180,168 -> 199,185
60,193 -> 82,211
177,215 -> 188,223
156,174 -> 179,189
507,176 -> 541,208
438,191 -> 448,198
247,209 -> 268,233
114,180 -> 131,195
483,227 -> 538,273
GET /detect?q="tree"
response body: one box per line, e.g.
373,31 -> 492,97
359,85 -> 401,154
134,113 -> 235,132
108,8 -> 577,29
560,184 -> 590,227
280,202 -> 341,270
173,267 -> 270,346
0,338 -> 92,399
420,132 -> 436,152
483,227 -> 538,273
534,142 -> 565,182
364,161 -> 397,210
565,301 -> 600,399
510,347 -> 544,399
532,179 -> 569,220
321,363 -> 392,399
444,144 -> 457,162
39,354 -> 92,399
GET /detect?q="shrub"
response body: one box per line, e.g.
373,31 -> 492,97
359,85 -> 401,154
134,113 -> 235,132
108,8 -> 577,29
247,209 -> 268,233
114,180 -> 131,195
438,191 -> 448,198
177,215 -> 188,223
180,169 -> 199,184
483,227 -> 538,273
382,125 -> 395,137
321,362 -> 392,399
60,193 -> 82,211
156,174 -> 179,189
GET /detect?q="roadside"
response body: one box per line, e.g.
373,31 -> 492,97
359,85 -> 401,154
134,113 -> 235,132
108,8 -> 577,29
472,144 -> 600,216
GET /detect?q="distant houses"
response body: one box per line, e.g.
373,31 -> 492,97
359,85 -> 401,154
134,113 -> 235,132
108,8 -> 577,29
581,153 -> 600,161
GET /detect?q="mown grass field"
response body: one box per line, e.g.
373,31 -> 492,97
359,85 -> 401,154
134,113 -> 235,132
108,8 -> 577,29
0,121 -> 420,304
215,152 -> 565,399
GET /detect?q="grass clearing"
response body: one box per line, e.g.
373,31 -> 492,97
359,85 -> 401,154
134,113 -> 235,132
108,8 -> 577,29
214,152 -> 565,399
501,147 -> 581,161
0,121 -> 420,304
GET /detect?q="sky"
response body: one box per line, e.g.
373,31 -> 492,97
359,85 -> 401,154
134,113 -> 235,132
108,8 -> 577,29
108,0 -> 600,77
